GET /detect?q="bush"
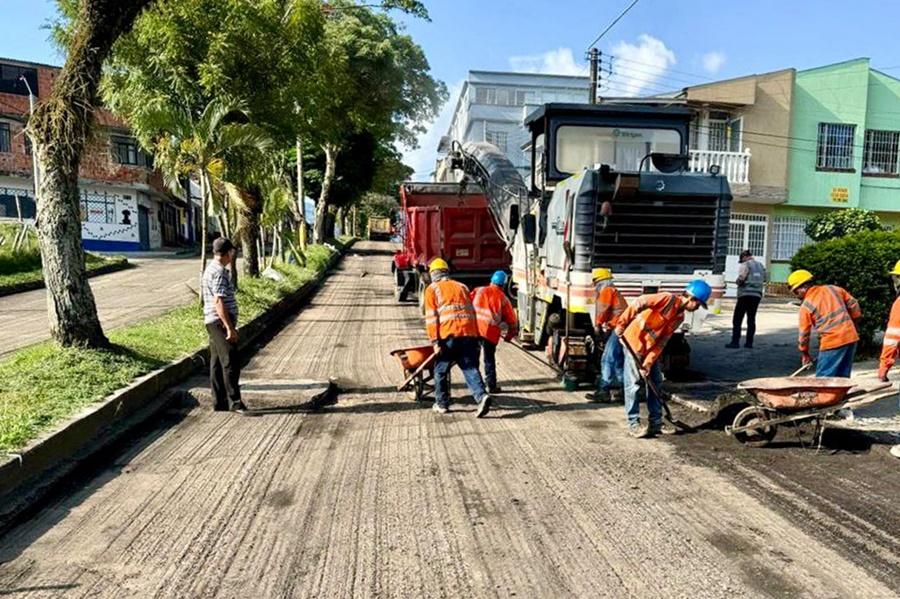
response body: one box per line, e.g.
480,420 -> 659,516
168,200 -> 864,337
804,208 -> 885,242
791,230 -> 900,350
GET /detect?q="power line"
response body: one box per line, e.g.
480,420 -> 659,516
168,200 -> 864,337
604,53 -> 713,83
586,0 -> 642,50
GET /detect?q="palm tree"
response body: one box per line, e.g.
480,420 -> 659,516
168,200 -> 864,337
132,98 -> 271,275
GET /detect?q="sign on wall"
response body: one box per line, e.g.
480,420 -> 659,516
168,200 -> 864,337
80,189 -> 140,249
830,187 -> 850,203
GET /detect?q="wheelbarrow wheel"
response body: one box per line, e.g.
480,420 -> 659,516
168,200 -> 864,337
732,406 -> 777,447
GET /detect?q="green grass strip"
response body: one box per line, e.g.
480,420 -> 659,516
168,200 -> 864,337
0,242 -> 348,453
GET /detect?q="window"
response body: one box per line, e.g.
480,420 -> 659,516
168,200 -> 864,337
515,90 -> 535,106
111,135 -> 140,165
485,130 -> 508,153
816,123 -> 856,171
0,192 -> 36,219
80,190 -> 119,224
0,123 -> 9,153
863,129 -> 900,176
496,88 -> 510,106
708,116 -> 729,152
0,64 -> 38,96
475,86 -> 497,104
772,217 -> 811,261
555,126 -> 682,174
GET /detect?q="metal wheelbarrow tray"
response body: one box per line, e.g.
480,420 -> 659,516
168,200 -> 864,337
390,345 -> 438,401
726,376 -> 894,448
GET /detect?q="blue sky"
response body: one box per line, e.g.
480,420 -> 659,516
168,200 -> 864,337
4,1 -> 900,179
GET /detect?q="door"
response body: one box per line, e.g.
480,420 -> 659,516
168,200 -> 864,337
725,213 -> 767,297
138,206 -> 150,251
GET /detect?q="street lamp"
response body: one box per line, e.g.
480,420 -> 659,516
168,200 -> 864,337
19,74 -> 41,205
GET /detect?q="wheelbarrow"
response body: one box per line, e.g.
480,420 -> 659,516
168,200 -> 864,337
390,345 -> 439,401
726,376 -> 894,449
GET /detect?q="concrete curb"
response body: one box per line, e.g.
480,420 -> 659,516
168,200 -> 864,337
0,259 -> 133,298
0,241 -> 354,534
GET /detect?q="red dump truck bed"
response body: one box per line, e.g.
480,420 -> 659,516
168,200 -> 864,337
391,182 -> 509,302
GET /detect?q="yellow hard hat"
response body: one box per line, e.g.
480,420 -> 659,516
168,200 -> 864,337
592,267 -> 612,282
889,260 -> 900,276
429,258 -> 449,272
787,269 -> 814,291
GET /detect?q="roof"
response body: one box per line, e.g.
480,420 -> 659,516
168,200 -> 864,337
524,102 -> 694,126
0,56 -> 62,71
467,70 -> 590,86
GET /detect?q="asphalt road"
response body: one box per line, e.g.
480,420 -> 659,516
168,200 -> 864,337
0,242 -> 897,598
0,257 -> 199,357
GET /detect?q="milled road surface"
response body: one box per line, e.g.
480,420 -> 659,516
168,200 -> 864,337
0,257 -> 198,357
1,242 -> 898,598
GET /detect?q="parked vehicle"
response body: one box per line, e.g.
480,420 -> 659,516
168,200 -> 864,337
391,182 -> 509,304
367,216 -> 393,241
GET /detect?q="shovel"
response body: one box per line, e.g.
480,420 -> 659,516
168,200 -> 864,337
620,336 -> 693,432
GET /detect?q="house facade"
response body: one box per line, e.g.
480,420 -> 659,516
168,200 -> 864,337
440,70 -> 590,181
0,58 -> 196,252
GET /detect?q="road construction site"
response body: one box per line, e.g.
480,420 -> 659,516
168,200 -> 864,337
1,242 -> 899,598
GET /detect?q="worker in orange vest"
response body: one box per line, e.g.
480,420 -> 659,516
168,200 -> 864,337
615,280 -> 711,438
586,268 -> 627,403
424,258 -> 491,417
881,261 -> 900,459
470,271 -> 518,394
788,270 -> 861,378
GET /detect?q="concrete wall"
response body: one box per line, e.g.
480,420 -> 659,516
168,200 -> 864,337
743,69 -> 795,193
859,70 -> 900,211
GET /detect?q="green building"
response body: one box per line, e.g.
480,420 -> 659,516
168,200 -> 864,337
680,58 -> 900,286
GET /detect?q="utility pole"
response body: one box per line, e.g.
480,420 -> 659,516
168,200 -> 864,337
588,48 -> 600,104
20,75 -> 40,206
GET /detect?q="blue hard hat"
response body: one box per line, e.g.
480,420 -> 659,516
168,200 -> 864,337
684,279 -> 712,308
491,271 -> 508,286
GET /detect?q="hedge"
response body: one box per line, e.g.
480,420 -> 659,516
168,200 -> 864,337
791,230 -> 900,351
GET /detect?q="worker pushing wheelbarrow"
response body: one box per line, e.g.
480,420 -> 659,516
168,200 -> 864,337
391,345 -> 439,401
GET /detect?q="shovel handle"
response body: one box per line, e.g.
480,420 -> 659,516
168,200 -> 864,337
619,335 -> 675,422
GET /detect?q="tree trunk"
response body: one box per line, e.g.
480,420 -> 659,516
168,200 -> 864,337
296,136 -> 307,251
315,143 -> 337,244
233,184 -> 261,277
29,0 -> 153,348
199,169 -> 210,276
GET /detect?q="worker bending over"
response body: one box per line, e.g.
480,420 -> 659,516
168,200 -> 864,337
879,261 -> 900,460
424,258 -> 491,418
586,268 -> 627,403
614,280 -> 711,438
788,270 -> 861,377
471,271 -> 518,393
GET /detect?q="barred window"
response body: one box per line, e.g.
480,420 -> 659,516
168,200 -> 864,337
863,129 -> 900,175
772,217 -> 811,261
816,123 -> 856,170
0,123 -> 10,153
485,130 -> 508,153
474,86 -> 496,105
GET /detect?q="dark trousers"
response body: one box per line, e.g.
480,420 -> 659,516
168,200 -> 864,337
434,336 -> 487,408
481,339 -> 498,390
732,295 -> 761,346
206,322 -> 242,410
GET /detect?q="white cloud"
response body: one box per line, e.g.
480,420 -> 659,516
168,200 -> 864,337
401,80 -> 464,181
701,51 -> 726,74
607,34 -> 676,97
508,47 -> 584,76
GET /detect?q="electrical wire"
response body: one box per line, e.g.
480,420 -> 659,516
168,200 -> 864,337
586,0 -> 642,51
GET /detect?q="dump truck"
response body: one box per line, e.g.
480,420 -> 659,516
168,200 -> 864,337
367,216 -> 393,241
438,103 -> 732,377
391,182 -> 509,304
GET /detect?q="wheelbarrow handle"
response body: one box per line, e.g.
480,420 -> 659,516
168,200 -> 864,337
397,351 -> 439,392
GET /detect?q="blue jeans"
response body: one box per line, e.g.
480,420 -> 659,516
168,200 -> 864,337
623,350 -> 663,426
600,333 -> 625,391
434,337 -> 487,408
481,339 -> 498,390
816,342 -> 856,377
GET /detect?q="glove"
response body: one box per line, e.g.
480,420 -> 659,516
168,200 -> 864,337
801,352 -> 813,366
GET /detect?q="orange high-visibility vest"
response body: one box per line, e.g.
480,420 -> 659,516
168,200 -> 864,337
616,292 -> 686,370
798,285 -> 861,352
879,295 -> 900,375
470,284 -> 518,345
595,284 -> 627,328
424,278 -> 478,342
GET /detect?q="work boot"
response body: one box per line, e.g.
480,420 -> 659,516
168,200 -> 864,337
585,389 -> 611,403
475,394 -> 492,418
488,385 -> 502,394
745,343 -> 754,349
725,341 -> 740,349
648,421 -> 678,436
230,402 -> 249,414
628,421 -> 650,438
432,403 -> 449,414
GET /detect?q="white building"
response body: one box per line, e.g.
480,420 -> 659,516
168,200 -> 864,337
440,71 -> 590,181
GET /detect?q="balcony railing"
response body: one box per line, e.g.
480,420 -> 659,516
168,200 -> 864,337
689,148 -> 751,185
